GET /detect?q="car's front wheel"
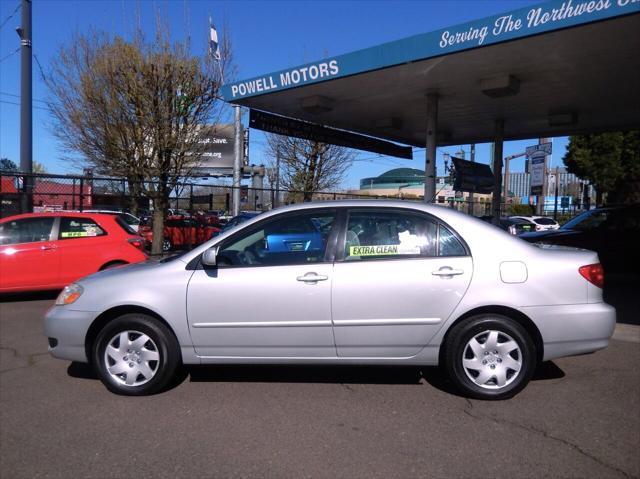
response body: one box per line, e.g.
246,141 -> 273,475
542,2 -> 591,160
93,314 -> 180,395
444,314 -> 536,400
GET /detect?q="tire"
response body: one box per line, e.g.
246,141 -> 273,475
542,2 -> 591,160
443,314 -> 536,400
162,238 -> 172,252
93,314 -> 181,396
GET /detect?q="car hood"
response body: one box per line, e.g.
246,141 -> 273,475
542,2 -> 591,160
78,258 -> 178,283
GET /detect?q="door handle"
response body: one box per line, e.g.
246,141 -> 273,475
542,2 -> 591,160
432,267 -> 464,277
41,245 -> 56,251
296,272 -> 329,283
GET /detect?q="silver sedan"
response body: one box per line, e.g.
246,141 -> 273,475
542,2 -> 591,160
44,200 -> 616,399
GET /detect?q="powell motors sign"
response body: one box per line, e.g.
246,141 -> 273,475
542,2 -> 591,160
222,0 -> 639,101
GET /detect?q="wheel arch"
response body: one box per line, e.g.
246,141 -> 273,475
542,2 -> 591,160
99,260 -> 129,271
84,305 -> 178,364
439,305 -> 544,365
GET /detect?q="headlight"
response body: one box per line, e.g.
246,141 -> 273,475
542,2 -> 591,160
56,284 -> 84,306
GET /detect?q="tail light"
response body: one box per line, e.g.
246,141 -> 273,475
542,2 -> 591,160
579,263 -> 604,288
127,237 -> 146,252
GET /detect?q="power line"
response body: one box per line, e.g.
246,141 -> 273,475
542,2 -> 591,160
0,91 -> 48,104
0,99 -> 50,111
0,47 -> 19,64
33,53 -> 47,83
0,2 -> 21,30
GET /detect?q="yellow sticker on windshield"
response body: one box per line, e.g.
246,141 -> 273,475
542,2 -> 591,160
61,231 -> 89,238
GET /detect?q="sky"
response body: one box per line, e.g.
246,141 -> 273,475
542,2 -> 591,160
0,0 -> 569,190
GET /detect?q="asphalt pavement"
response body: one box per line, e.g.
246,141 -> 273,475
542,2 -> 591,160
0,296 -> 639,479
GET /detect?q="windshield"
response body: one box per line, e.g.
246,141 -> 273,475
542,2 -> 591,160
562,210 -> 610,231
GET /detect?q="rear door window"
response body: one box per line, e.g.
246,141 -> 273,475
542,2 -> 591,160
344,210 -> 438,261
0,217 -> 54,245
58,217 -> 106,240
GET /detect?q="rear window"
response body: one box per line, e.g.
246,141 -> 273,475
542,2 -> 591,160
115,216 -> 137,235
58,217 -> 106,240
534,218 -> 557,225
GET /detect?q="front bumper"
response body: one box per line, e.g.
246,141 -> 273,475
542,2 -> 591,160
43,306 -> 99,363
521,302 -> 617,361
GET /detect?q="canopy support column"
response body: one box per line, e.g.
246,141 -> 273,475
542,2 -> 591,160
423,93 -> 438,203
491,120 -> 504,225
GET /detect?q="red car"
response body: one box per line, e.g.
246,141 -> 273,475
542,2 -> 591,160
0,212 -> 147,292
139,215 -> 220,251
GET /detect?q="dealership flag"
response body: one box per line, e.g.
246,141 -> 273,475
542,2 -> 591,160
209,19 -> 221,61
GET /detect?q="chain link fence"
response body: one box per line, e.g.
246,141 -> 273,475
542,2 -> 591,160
0,172 -> 587,220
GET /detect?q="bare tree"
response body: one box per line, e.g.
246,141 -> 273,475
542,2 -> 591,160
45,23 -> 232,253
265,134 -> 354,202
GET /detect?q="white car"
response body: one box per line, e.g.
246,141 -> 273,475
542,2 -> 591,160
509,216 -> 560,231
80,210 -> 141,232
45,201 -> 615,400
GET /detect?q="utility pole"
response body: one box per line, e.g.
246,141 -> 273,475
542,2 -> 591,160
18,0 -> 32,211
468,144 -> 475,215
232,105 -> 242,216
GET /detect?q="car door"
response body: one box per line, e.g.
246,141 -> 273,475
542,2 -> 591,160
0,216 -> 59,290
186,209 -> 339,357
331,208 -> 472,358
56,216 -> 110,285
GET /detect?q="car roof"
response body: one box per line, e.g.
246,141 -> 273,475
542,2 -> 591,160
0,212 -> 119,222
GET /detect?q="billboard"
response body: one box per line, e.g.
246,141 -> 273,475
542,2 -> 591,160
192,124 -> 240,171
451,156 -> 494,194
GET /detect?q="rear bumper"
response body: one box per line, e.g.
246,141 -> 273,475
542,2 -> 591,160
521,302 -> 616,361
43,306 -> 98,363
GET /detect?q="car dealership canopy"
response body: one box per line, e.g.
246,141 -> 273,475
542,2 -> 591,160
221,0 -> 640,207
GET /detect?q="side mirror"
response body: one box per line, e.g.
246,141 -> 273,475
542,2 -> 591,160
201,246 -> 219,267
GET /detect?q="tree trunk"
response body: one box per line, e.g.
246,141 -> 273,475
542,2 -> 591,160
596,189 -> 604,207
303,152 -> 318,202
151,193 -> 168,255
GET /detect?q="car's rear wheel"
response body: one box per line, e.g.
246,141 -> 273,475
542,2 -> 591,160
162,238 -> 172,252
93,314 -> 180,395
444,314 -> 536,400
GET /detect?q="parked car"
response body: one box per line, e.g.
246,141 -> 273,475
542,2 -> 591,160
192,211 -> 221,228
521,204 -> 640,276
509,216 -> 560,231
0,212 -> 147,292
139,215 -> 220,251
479,216 -> 535,235
79,210 -> 141,232
44,201 -> 615,399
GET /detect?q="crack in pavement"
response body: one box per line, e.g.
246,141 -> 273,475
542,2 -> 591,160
463,399 -> 633,479
0,346 -> 51,375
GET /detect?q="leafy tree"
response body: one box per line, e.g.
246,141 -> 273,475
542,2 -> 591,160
265,134 -> 354,202
0,158 -> 18,172
45,25 -> 232,253
563,131 -> 640,205
33,161 -> 47,174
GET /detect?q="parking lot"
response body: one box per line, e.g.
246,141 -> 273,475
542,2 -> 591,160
0,296 -> 638,479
